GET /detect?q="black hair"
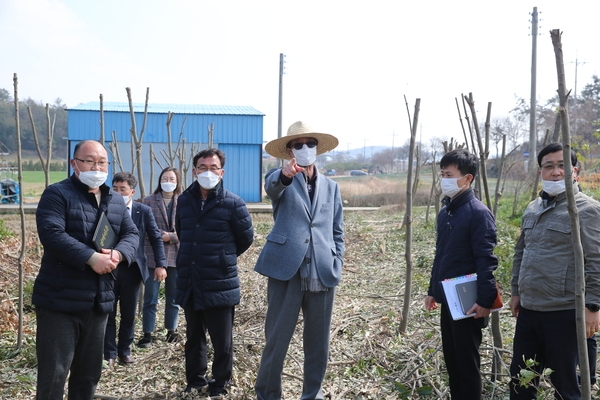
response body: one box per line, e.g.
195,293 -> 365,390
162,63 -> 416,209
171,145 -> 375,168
537,142 -> 577,167
112,172 -> 137,189
193,148 -> 226,169
153,167 -> 183,195
439,149 -> 478,179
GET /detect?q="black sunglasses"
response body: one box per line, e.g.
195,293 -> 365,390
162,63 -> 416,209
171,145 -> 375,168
291,141 -> 318,151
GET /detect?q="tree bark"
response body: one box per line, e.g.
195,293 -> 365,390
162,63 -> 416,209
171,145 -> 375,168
13,73 -> 25,348
551,28 -> 590,399
399,98 -> 420,334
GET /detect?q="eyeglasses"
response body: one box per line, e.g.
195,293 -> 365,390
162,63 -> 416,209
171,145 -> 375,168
291,141 -> 318,151
74,158 -> 110,167
540,162 -> 565,172
196,166 -> 222,173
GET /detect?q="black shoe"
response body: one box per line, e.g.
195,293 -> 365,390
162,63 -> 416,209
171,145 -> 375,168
137,333 -> 152,348
166,330 -> 180,343
184,384 -> 208,393
118,355 -> 136,365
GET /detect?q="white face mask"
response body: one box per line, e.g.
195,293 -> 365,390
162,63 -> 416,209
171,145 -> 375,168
542,179 -> 566,196
160,182 -> 177,193
120,193 -> 132,205
440,176 -> 466,198
196,171 -> 220,190
292,145 -> 317,167
78,170 -> 108,189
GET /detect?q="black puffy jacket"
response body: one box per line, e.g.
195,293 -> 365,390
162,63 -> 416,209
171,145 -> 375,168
427,188 -> 498,308
33,175 -> 139,313
175,180 -> 253,310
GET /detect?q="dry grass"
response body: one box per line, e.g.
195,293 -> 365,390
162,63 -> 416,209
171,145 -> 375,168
335,176 -> 432,208
0,207 -> 525,400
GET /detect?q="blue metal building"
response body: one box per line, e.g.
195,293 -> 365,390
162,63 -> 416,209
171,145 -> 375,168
67,102 -> 265,203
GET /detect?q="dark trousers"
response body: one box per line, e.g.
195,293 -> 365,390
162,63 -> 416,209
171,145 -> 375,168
510,307 -> 580,400
104,263 -> 142,359
587,336 -> 597,384
36,306 -> 108,400
183,299 -> 234,393
440,302 -> 486,399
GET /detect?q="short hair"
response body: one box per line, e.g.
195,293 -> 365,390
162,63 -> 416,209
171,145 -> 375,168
439,149 -> 478,178
112,172 -> 137,189
153,167 -> 182,195
537,142 -> 577,167
193,148 -> 226,169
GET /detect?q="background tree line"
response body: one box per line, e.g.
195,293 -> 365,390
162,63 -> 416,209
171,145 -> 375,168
0,88 -> 68,160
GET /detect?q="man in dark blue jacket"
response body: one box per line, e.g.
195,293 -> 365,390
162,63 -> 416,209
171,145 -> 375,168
34,140 -> 139,400
425,148 -> 498,399
104,172 -> 166,367
175,148 -> 253,398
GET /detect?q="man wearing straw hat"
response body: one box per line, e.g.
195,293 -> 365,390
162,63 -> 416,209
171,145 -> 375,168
255,121 -> 345,400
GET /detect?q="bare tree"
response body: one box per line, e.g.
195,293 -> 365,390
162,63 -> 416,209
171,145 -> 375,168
13,73 -> 25,348
551,28 -> 591,399
99,94 -> 105,145
27,103 -> 54,188
400,98 -> 420,333
126,87 -> 149,198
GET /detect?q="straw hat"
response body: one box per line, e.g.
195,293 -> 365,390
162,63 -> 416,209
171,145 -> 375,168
265,121 -> 339,160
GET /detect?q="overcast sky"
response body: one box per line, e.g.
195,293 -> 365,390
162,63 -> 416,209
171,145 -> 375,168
1,0 -> 598,152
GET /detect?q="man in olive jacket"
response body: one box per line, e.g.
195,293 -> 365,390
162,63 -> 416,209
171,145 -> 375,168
34,140 -> 138,400
175,148 -> 253,398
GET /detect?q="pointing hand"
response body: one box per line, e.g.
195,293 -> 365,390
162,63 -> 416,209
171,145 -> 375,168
282,158 -> 305,178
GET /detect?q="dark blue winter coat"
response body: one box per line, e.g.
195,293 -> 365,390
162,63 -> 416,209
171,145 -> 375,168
33,175 -> 139,314
175,180 -> 253,310
427,188 -> 498,308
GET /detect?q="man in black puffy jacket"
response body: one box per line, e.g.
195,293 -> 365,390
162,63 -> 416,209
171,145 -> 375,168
175,148 -> 253,398
33,140 -> 139,400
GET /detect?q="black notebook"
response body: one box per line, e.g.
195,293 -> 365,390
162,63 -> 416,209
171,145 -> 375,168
92,211 -> 117,251
455,281 -> 478,315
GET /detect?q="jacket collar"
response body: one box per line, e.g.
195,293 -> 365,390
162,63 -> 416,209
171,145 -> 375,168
442,187 -> 474,212
539,183 -> 579,207
189,179 -> 224,201
69,173 -> 111,196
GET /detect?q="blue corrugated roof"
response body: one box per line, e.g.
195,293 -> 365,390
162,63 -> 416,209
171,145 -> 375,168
69,102 -> 264,116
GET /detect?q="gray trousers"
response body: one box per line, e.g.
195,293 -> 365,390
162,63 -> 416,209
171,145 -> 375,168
255,272 -> 336,400
35,306 -> 108,400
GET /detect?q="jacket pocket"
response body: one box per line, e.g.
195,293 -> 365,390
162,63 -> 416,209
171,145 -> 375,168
266,232 -> 287,245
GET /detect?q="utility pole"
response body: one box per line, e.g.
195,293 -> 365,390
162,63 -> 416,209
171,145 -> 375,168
528,7 -> 538,175
277,53 -> 285,167
570,55 -> 588,137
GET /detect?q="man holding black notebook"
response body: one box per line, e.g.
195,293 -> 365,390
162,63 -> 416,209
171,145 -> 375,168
33,140 -> 138,400
424,148 -> 499,399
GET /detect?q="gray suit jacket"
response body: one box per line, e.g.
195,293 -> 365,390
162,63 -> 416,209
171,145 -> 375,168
254,168 -> 344,287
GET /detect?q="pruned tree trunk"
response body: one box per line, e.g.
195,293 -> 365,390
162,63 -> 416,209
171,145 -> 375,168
13,73 -> 25,348
45,104 -> 54,188
109,130 -> 123,172
399,98 -> 420,334
126,87 -> 149,197
464,94 -> 492,209
551,28 -> 590,399
455,97 -> 470,151
99,94 -> 105,145
27,106 -> 49,187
